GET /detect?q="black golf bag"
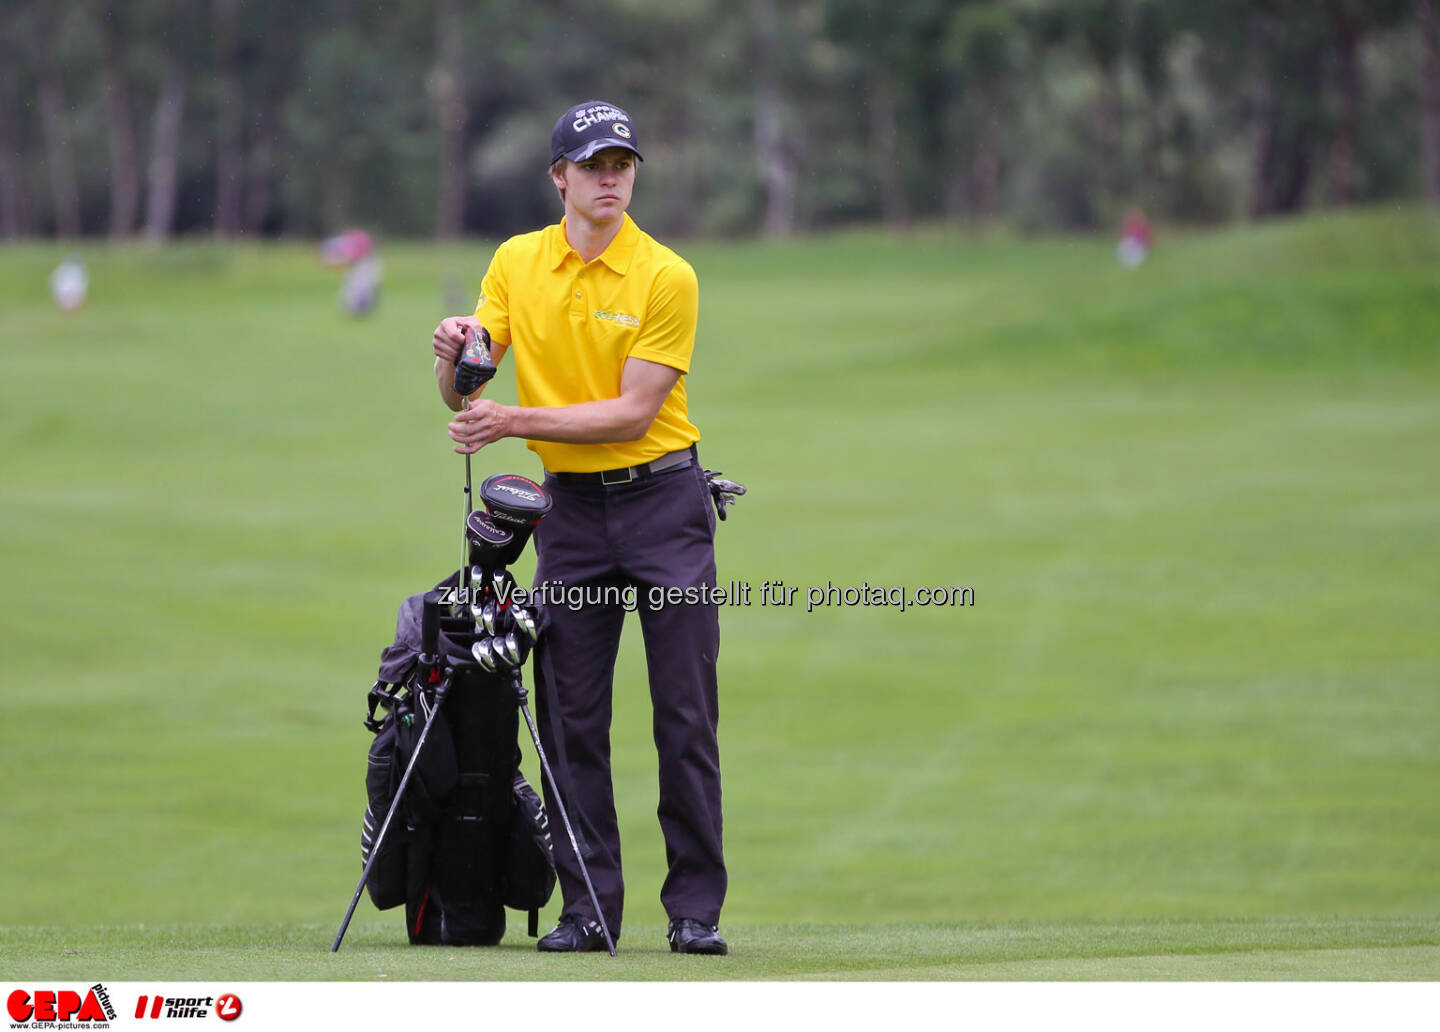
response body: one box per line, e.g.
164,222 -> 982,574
359,570 -> 556,945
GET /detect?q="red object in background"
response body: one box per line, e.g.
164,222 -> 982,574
1121,206 -> 1153,249
320,228 -> 374,266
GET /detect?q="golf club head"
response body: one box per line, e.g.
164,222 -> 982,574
470,631 -> 531,672
510,604 -> 539,643
471,637 -> 497,672
494,630 -> 530,668
480,474 -> 551,565
480,599 -> 511,636
489,568 -> 518,604
466,510 -> 514,573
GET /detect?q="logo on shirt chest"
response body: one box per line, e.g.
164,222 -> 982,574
593,309 -> 640,328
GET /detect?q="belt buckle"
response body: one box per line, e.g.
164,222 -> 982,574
601,466 -> 636,486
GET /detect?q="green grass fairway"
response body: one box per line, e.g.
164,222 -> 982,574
2,207 -> 1438,980
2,918 -> 1436,981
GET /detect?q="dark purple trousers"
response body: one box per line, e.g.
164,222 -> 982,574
531,460 -> 726,938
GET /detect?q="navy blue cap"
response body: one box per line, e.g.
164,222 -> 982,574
551,100 -> 644,165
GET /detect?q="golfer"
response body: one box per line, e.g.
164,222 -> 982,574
431,100 -> 728,955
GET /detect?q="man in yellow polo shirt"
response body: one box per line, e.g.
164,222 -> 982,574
430,100 -> 728,955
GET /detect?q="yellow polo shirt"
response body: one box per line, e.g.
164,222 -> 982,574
473,214 -> 701,473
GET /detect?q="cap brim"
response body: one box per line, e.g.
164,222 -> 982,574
560,138 -> 644,163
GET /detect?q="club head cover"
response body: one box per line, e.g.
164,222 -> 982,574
466,511 -> 513,573
452,326 -> 496,397
480,473 -> 551,565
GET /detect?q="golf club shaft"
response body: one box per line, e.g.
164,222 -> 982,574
331,677 -> 451,953
517,686 -> 616,956
462,397 -> 472,591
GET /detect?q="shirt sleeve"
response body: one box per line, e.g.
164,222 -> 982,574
473,239 -> 511,348
627,259 -> 698,374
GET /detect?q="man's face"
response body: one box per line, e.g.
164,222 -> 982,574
555,148 -> 636,224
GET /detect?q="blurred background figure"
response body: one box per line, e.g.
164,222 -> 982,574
49,254 -> 88,312
320,228 -> 374,266
341,254 -> 382,316
319,228 -> 381,316
1116,206 -> 1153,269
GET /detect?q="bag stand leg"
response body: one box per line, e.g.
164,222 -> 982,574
510,670 -> 617,957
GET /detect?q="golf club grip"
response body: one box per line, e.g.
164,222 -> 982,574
518,697 -> 617,957
331,677 -> 452,952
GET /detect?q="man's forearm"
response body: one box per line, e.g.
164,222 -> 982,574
508,397 -> 654,444
437,357 -> 498,412
435,357 -> 466,411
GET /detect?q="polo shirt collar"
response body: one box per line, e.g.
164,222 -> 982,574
549,214 -> 640,275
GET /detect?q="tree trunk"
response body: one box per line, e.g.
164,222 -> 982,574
243,107 -> 275,235
0,69 -> 27,238
1326,1 -> 1361,205
430,0 -> 466,239
1271,133 -> 1315,214
1097,65 -> 1125,204
213,0 -> 243,235
1422,0 -> 1440,205
98,3 -> 140,238
103,72 -> 141,238
37,77 -> 81,236
973,114 -> 1000,222
145,60 -> 187,240
1249,14 -> 1276,218
868,58 -> 909,230
750,0 -> 794,237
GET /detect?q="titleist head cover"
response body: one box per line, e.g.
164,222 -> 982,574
480,474 -> 552,527
480,474 -> 552,566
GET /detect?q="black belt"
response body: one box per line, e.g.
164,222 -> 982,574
547,445 -> 696,486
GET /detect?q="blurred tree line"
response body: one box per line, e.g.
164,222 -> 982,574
0,0 -> 1435,240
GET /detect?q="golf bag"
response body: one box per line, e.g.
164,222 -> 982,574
360,570 -> 556,945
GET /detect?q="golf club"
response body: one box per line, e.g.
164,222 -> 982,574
453,327 -> 496,581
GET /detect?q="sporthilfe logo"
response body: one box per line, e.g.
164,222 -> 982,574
7,985 -> 117,1026
133,993 -> 242,1021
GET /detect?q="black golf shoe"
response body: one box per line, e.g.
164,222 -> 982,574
537,914 -> 610,953
668,918 -> 728,955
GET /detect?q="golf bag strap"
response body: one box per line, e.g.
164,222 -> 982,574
536,640 -> 594,861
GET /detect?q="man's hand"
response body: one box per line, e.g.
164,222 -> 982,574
433,315 -> 481,365
449,398 -> 512,454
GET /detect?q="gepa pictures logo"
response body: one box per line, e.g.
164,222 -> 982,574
7,984 -> 117,1026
